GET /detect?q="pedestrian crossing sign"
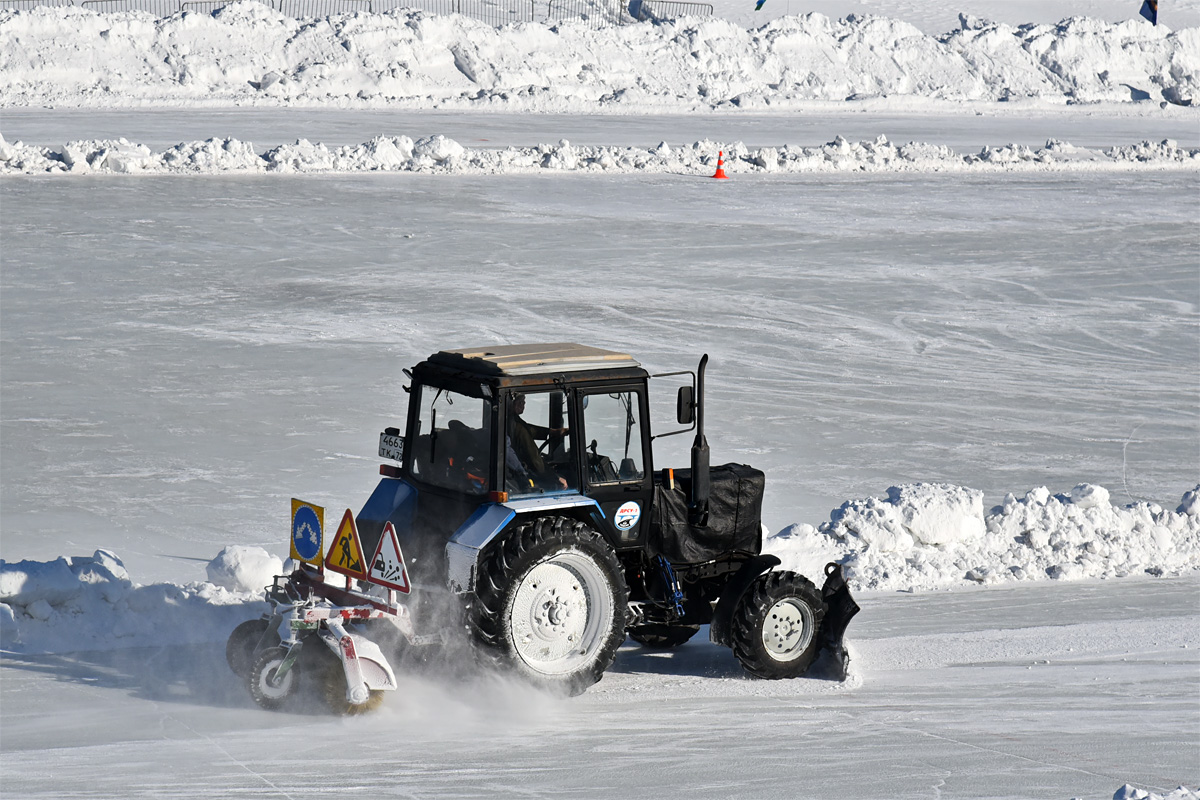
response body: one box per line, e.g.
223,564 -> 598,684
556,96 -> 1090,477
290,499 -> 324,568
324,508 -> 368,581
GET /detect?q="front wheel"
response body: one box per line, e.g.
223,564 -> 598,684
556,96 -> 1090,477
472,516 -> 628,696
730,570 -> 825,679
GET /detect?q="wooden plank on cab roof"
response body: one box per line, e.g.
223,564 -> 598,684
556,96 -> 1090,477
431,343 -> 640,376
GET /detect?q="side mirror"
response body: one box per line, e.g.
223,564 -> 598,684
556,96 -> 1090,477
676,386 -> 695,425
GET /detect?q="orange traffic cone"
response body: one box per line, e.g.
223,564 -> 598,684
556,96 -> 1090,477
712,151 -> 729,179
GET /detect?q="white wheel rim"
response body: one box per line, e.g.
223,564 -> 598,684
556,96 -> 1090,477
761,597 -> 815,662
257,656 -> 294,700
509,551 -> 612,676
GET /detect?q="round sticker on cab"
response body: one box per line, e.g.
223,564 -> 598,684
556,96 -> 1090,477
614,501 -> 642,530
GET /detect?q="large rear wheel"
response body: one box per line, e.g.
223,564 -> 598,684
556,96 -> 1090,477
472,516 -> 628,695
730,570 -> 825,679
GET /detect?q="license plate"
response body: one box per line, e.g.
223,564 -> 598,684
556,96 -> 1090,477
379,432 -> 404,462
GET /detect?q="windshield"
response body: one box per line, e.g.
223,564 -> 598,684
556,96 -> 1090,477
581,389 -> 644,484
408,385 -> 492,495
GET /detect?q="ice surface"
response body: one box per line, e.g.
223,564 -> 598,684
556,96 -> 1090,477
2,564 -> 1196,799
3,169 -> 1196,577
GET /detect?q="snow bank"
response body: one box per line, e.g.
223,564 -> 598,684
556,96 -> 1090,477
3,133 -> 1197,175
1113,786 -> 1200,800
4,483 -> 1197,655
0,549 -> 266,654
206,545 -> 283,593
0,4 -> 1195,110
767,483 -> 1200,592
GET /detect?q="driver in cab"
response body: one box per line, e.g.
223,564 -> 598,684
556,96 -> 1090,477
506,392 -> 569,491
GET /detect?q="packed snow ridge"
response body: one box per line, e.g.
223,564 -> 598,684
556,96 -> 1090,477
1114,787 -> 1200,800
0,3 -> 1196,110
767,483 -> 1200,592
0,547 -> 271,654
2,483 -> 1196,655
3,133 -> 1197,174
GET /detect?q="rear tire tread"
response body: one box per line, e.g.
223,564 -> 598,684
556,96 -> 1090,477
471,516 -> 628,695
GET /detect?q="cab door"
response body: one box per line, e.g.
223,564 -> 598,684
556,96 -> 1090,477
577,385 -> 653,548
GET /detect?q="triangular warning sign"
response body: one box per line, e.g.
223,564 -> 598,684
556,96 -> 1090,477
367,521 -> 411,594
324,509 -> 368,581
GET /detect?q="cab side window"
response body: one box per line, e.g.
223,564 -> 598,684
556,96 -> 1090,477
581,390 -> 644,484
505,391 -> 575,495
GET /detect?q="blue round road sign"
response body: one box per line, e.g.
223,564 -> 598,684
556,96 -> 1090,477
292,505 -> 322,561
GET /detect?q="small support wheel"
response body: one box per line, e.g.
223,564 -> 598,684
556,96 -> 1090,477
248,646 -> 299,710
226,618 -> 279,679
730,570 -> 825,679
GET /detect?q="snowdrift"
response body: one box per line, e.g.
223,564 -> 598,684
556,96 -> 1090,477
2,484 -> 1197,655
0,547 -> 270,654
3,132 -> 1197,174
0,3 -> 1196,109
767,483 -> 1200,592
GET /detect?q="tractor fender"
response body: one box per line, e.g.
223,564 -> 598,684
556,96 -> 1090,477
708,553 -> 782,648
444,495 -> 604,593
355,477 -> 418,564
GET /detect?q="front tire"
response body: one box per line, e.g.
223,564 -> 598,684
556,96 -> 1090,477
730,570 -> 825,679
472,516 -> 628,695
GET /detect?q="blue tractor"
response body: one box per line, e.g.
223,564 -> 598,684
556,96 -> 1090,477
231,343 -> 858,704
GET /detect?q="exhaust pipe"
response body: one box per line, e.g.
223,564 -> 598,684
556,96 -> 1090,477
689,354 -> 710,527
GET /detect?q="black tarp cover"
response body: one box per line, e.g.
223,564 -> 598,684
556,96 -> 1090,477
650,463 -> 765,564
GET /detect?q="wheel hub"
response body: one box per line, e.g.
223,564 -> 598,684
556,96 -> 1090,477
761,598 -> 815,661
508,551 -> 612,676
257,657 -> 294,699
514,564 -> 587,658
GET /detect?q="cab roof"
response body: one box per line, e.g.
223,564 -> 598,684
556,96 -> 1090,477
429,343 -> 641,377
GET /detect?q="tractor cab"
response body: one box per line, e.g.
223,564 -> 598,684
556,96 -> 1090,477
380,344 -> 659,558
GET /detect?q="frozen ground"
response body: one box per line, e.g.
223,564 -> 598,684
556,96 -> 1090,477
3,107 -> 1200,154
1,574 -> 1197,799
2,170 -> 1196,580
1,0 -> 1199,795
